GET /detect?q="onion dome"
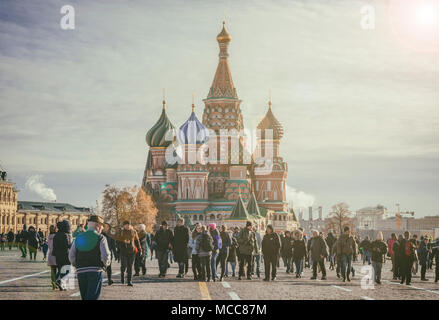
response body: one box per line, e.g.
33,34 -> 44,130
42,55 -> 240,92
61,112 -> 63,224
217,21 -> 231,43
257,100 -> 284,140
146,101 -> 176,147
178,104 -> 209,145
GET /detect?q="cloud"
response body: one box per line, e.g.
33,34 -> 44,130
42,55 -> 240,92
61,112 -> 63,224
25,175 -> 57,201
286,185 -> 315,209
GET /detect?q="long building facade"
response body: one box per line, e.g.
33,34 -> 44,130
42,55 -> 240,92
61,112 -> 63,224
141,23 -> 297,232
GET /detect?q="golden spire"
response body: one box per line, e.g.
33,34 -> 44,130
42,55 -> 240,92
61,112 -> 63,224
217,21 -> 231,44
268,89 -> 272,108
192,92 -> 195,112
162,88 -> 166,109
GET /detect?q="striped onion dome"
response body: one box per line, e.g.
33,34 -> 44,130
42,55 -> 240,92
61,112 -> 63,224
178,109 -> 209,145
257,102 -> 284,140
146,103 -> 176,147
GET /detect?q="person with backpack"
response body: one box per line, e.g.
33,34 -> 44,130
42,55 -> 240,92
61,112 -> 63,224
262,225 -> 281,281
208,223 -> 221,281
216,225 -> 232,282
27,226 -> 40,260
237,221 -> 258,280
336,226 -> 357,282
69,215 -> 111,300
173,217 -> 190,278
292,229 -> 307,278
195,225 -> 214,282
153,221 -> 174,278
399,231 -> 418,286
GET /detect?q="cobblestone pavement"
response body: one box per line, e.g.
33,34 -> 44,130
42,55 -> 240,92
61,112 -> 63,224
1,248 -> 438,300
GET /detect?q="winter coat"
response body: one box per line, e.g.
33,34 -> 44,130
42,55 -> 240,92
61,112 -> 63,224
399,238 -> 418,262
292,239 -> 307,260
308,236 -> 328,261
7,231 -> 14,242
387,238 -> 396,256
281,236 -> 293,257
370,240 -> 387,263
117,229 -> 140,256
325,233 -> 336,252
47,233 -> 57,266
227,236 -> 238,263
337,234 -> 357,257
195,231 -> 213,257
262,232 -> 281,257
220,231 -> 232,254
154,227 -> 174,251
53,221 -> 72,266
173,225 -> 189,262
27,229 -> 40,250
189,232 -> 201,255
418,241 -> 430,264
18,229 -> 28,244
237,228 -> 258,256
360,239 -> 372,252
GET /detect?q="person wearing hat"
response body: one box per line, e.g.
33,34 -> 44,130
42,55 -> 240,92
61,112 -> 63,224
152,221 -> 174,277
117,221 -> 141,286
69,215 -> 110,300
237,221 -> 258,280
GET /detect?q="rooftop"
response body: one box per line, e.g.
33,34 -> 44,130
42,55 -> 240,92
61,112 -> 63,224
17,201 -> 90,214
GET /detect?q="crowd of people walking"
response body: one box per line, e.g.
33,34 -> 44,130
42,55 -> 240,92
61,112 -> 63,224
2,217 -> 439,300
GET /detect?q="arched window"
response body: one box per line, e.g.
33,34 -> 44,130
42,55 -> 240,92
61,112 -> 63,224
199,215 -> 203,221
217,214 -> 222,220
209,214 -> 215,220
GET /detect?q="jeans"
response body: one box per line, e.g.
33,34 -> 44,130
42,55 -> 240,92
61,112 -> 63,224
192,254 -> 201,279
120,253 -> 135,283
156,249 -> 169,275
312,259 -> 326,278
372,261 -> 383,282
239,254 -> 252,278
363,251 -> 371,264
199,256 -> 211,280
294,258 -> 304,276
211,251 -> 218,279
217,248 -> 229,278
77,272 -> 103,300
341,254 -> 353,279
225,261 -> 236,276
264,254 -> 277,279
282,255 -> 292,272
252,254 -> 261,277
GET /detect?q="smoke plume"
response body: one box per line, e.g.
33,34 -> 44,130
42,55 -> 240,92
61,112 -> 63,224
286,185 -> 315,209
25,175 -> 57,201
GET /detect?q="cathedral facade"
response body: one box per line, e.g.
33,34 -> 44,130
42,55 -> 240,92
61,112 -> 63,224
142,23 -> 298,232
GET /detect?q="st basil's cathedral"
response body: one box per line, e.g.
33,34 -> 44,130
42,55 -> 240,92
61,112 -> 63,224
141,23 -> 298,233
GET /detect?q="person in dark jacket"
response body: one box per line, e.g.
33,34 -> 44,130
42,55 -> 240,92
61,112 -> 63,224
226,229 -> 239,277
262,225 -> 281,281
209,223 -> 221,281
116,221 -> 141,286
432,238 -> 439,283
190,224 -> 202,280
418,236 -> 431,281
53,220 -> 72,290
399,231 -> 417,285
7,229 -> 14,250
102,223 -> 117,285
173,218 -> 190,278
18,225 -> 28,258
27,226 -> 40,260
392,235 -> 403,280
308,230 -> 328,280
217,225 -> 232,281
360,236 -> 372,265
336,226 -> 357,282
292,230 -> 307,278
195,226 -> 214,282
325,232 -> 336,270
237,221 -> 258,280
370,231 -> 387,284
153,221 -> 174,278
281,231 -> 293,274
69,215 -> 110,300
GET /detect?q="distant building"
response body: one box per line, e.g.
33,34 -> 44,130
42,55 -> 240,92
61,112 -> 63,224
17,201 -> 90,237
0,165 -> 18,233
355,205 -> 387,231
298,206 -> 325,236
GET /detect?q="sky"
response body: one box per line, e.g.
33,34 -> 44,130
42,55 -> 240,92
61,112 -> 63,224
1,0 -> 439,217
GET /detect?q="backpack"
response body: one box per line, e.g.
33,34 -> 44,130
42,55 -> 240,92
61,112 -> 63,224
201,234 -> 213,252
404,241 -> 414,257
214,234 -> 222,250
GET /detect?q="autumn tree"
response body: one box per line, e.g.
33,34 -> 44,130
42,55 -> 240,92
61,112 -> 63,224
101,185 -> 158,233
325,202 -> 355,236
